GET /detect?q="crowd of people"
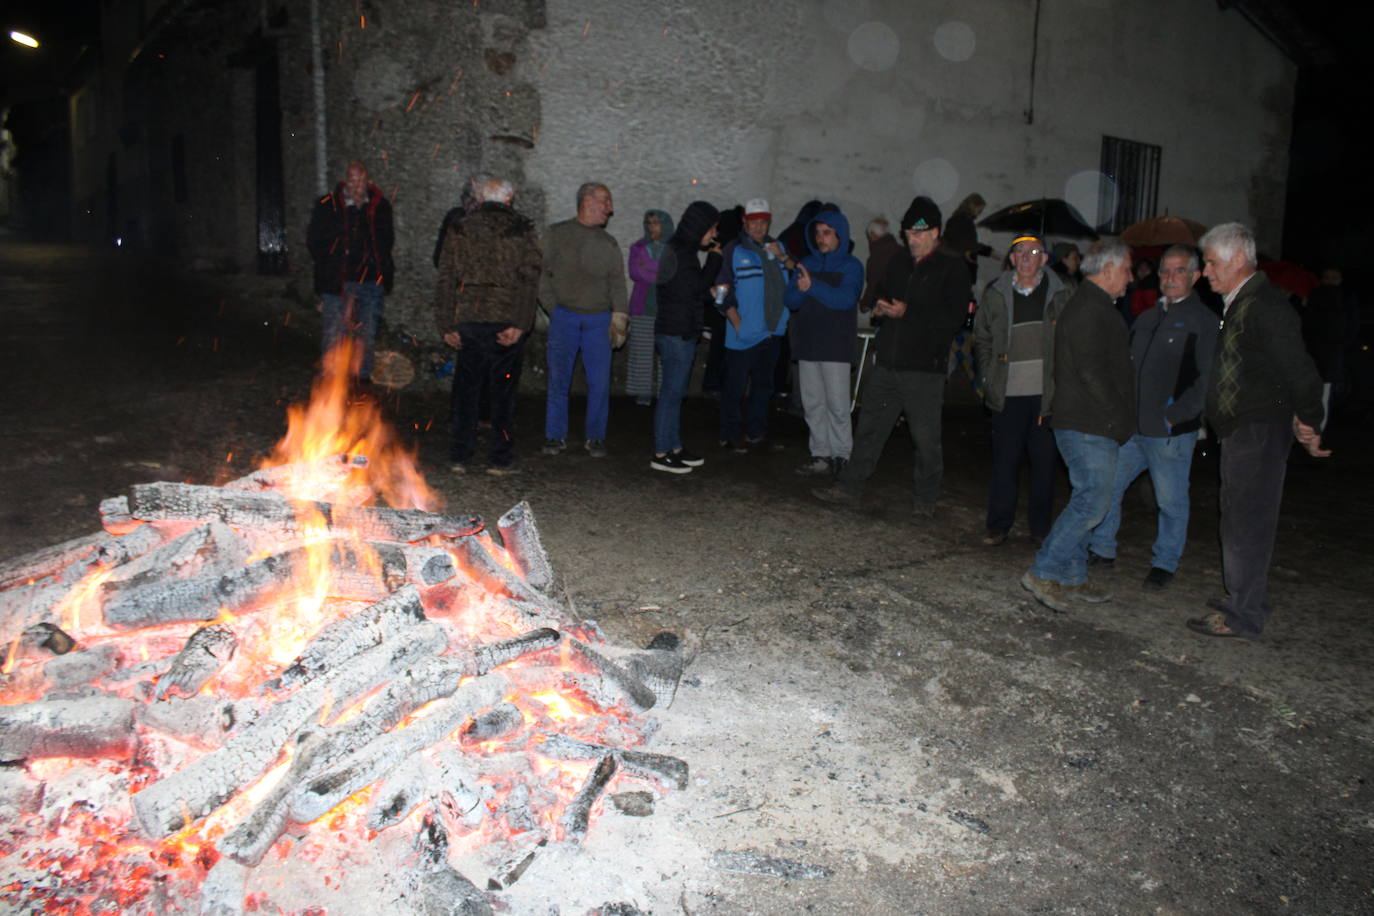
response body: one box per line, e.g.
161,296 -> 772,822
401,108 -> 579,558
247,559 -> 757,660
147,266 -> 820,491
307,162 -> 1333,643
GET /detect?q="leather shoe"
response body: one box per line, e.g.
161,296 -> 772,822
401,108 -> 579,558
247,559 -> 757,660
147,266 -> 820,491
1186,611 -> 1243,639
982,530 -> 1008,547
1143,567 -> 1174,590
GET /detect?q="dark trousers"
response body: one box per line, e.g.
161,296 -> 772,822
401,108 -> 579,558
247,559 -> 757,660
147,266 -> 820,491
450,323 -> 524,467
720,336 -> 782,442
986,394 -> 1058,537
702,305 -> 727,393
1219,420 -> 1292,639
837,365 -> 946,507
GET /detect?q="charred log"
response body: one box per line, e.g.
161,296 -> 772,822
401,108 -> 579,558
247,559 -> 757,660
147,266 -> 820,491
569,639 -> 657,711
496,502 -> 555,592
23,621 -> 76,655
366,754 -> 435,831
0,695 -> 136,762
460,703 -> 523,744
561,753 -> 617,839
473,627 -> 559,673
155,624 -> 238,699
101,522 -> 248,598
536,733 -> 689,791
129,482 -> 483,542
224,454 -> 369,492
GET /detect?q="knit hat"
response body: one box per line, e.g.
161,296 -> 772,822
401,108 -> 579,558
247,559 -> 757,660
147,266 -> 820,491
901,196 -> 942,232
744,198 -> 771,219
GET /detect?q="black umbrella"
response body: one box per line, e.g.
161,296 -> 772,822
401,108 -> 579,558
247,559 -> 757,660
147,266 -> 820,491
978,198 -> 1099,240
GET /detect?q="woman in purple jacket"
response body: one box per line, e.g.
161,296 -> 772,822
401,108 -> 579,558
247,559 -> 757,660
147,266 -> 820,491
626,209 -> 673,405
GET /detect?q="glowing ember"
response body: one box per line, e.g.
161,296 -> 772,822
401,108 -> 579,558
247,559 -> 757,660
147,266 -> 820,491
0,340 -> 689,913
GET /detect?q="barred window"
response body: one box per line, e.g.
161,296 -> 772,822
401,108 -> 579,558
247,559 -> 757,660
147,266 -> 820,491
1098,136 -> 1161,234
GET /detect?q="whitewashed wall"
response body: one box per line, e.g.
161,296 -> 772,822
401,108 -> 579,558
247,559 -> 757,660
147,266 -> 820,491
526,0 -> 1294,270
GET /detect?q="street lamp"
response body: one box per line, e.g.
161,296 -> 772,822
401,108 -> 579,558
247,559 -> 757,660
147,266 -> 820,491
9,31 -> 39,48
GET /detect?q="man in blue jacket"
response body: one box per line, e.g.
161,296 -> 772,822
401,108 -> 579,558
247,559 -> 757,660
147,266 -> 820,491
784,208 -> 863,477
1087,245 -> 1217,589
716,198 -> 793,450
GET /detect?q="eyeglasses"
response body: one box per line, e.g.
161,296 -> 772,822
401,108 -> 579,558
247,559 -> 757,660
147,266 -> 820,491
1011,248 -> 1044,258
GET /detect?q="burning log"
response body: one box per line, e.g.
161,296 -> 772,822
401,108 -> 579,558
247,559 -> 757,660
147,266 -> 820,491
216,729 -> 331,867
471,626 -> 559,673
366,753 -> 436,831
133,620 -> 449,838
44,642 -> 119,690
129,482 -> 483,542
497,501 -> 555,593
537,733 -> 689,791
0,530 -> 108,590
224,453 -> 368,492
430,744 -> 487,829
101,522 -> 248,597
155,623 -> 238,699
460,702 -> 523,743
287,672 -> 509,824
569,639 -> 657,711
451,535 -> 562,624
0,694 -> 136,762
561,753 -> 618,839
137,695 -> 252,750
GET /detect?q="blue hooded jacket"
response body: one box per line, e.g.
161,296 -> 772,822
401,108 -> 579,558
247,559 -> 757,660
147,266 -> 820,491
784,208 -> 862,362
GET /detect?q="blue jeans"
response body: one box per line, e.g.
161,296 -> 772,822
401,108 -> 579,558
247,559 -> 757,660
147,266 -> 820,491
1031,429 -> 1119,586
321,281 -> 385,379
654,334 -> 696,454
1089,432 -> 1198,572
545,306 -> 612,441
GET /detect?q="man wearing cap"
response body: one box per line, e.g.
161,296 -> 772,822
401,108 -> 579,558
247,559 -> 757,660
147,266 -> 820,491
813,196 -> 970,515
973,234 -> 1073,546
715,199 -> 794,450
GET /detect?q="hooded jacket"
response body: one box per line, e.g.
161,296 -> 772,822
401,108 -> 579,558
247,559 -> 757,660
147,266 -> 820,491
783,209 -> 863,363
628,209 -> 673,318
307,182 -> 395,296
654,201 -> 722,338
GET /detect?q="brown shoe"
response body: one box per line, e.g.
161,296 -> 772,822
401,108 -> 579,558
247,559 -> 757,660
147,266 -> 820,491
1063,580 -> 1114,603
1020,572 -> 1071,613
982,530 -> 1008,547
1186,611 -> 1243,639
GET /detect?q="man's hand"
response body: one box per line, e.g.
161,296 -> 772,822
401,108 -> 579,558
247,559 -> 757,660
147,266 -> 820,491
874,298 -> 908,318
1293,416 -> 1332,458
796,263 -> 812,293
726,307 -> 741,333
609,312 -> 629,349
495,326 -> 523,347
443,331 -> 462,350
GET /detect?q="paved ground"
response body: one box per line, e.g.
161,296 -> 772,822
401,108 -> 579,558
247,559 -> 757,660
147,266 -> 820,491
1,236 -> 1371,914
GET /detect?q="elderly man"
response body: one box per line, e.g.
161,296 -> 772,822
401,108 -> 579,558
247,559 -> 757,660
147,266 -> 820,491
540,183 -> 628,458
434,177 -> 541,476
974,235 -> 1072,546
1021,241 -> 1135,613
716,198 -> 793,450
1186,223 -> 1328,640
306,159 -> 395,382
1087,246 -> 1218,589
813,196 -> 969,515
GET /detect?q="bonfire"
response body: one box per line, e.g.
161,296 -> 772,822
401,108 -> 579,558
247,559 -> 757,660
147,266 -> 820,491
0,341 -> 689,915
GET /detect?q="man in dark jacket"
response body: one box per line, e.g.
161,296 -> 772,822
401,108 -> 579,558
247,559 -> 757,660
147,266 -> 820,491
1185,223 -> 1329,640
1022,241 -> 1135,613
1087,246 -> 1217,589
813,197 -> 969,515
650,201 -> 721,474
306,160 -> 395,382
434,177 -> 541,475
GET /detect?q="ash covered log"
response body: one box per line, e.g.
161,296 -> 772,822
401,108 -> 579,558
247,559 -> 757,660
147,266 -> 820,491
0,695 -> 136,762
0,530 -> 107,590
224,454 -> 368,492
44,642 -> 119,691
451,535 -> 563,624
497,501 -> 555,592
137,695 -> 254,750
460,702 -> 523,744
561,753 -> 618,839
366,753 -> 435,831
288,672 -> 509,824
264,584 -> 426,692
537,733 -> 689,791
129,482 -> 483,542
217,728 -> 330,867
133,619 -> 448,838
569,639 -> 657,711
100,522 -> 248,597
430,745 -> 487,830
0,581 -> 74,636
102,546 -> 302,630
472,627 -> 559,673
155,624 -> 237,699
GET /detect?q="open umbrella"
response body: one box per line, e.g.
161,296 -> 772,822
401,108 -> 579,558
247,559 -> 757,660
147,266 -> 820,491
978,198 -> 1099,240
1259,261 -> 1319,299
1120,215 -> 1207,247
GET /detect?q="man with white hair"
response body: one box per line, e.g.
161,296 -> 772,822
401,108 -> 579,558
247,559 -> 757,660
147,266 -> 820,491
1186,223 -> 1328,640
1021,241 -> 1135,613
434,176 -> 542,475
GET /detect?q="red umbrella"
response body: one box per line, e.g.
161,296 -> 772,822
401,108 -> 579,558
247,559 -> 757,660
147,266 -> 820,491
1120,216 -> 1207,247
1259,261 -> 1319,299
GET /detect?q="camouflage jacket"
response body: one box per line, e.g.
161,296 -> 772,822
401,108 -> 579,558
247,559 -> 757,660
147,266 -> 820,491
433,202 -> 542,332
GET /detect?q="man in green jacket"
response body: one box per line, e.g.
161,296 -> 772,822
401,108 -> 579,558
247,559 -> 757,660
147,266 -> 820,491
1186,223 -> 1329,640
